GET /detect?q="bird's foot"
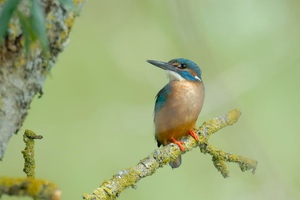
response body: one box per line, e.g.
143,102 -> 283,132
189,130 -> 199,141
170,137 -> 185,151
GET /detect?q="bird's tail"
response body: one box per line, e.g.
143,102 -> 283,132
169,155 -> 182,168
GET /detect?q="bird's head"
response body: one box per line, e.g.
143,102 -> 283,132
147,58 -> 202,82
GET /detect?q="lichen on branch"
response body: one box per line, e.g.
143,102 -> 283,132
22,129 -> 43,179
0,129 -> 60,200
0,177 -> 60,200
83,109 -> 258,200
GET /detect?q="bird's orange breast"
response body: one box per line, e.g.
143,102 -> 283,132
154,81 -> 205,146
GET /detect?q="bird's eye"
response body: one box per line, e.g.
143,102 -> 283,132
179,64 -> 187,69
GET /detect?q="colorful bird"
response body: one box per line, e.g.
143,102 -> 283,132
147,58 -> 205,168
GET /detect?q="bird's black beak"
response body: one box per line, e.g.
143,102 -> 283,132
147,60 -> 177,72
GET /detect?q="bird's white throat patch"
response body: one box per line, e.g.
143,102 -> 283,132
166,70 -> 184,81
166,70 -> 201,82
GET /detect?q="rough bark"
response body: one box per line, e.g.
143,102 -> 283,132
0,0 -> 86,159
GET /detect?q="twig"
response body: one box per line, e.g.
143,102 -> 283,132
21,129 -> 43,179
83,109 -> 258,200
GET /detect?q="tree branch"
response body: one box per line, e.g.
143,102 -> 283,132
82,109 -> 258,200
22,129 -> 43,179
0,177 -> 60,200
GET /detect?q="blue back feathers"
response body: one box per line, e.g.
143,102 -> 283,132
154,84 -> 171,113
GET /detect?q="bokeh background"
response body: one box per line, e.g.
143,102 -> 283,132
1,1 -> 300,199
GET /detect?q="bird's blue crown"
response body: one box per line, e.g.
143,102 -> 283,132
168,58 -> 202,81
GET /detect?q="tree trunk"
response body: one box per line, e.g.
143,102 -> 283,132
0,0 -> 86,159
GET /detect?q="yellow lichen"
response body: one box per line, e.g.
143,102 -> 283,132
65,15 -> 75,28
60,30 -> 68,40
22,130 -> 43,179
0,177 -> 60,199
74,0 -> 86,5
8,23 -> 18,34
14,57 -> 26,67
84,110 -> 257,200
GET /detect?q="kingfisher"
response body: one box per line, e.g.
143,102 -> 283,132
147,58 -> 205,168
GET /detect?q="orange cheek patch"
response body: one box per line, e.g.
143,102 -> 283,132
172,62 -> 180,67
187,69 -> 196,76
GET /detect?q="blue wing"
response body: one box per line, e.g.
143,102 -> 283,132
154,84 -> 171,113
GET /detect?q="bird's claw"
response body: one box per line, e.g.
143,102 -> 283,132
189,130 -> 199,141
170,137 -> 185,151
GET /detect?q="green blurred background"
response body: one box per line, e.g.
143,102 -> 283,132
1,0 -> 300,199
